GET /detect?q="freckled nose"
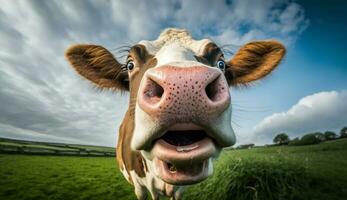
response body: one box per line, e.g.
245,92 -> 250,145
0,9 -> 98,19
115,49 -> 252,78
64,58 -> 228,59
138,66 -> 230,120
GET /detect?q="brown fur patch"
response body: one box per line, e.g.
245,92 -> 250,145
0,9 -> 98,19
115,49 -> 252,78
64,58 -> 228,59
226,40 -> 286,85
196,42 -> 223,66
65,44 -> 156,181
65,44 -> 129,91
116,45 -> 157,181
127,45 -> 158,116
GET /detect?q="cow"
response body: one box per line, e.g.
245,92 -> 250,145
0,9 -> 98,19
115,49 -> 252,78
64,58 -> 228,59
65,28 -> 285,200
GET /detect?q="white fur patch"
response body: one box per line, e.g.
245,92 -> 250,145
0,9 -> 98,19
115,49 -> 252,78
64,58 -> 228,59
131,101 -> 159,151
120,165 -> 131,183
139,28 -> 211,68
155,43 -> 196,67
129,159 -> 185,200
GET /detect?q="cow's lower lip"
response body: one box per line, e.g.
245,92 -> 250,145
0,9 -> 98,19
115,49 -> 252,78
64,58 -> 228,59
154,157 -> 210,185
151,130 -> 217,184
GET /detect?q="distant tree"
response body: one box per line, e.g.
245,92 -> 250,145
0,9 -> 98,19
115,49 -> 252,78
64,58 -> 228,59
288,137 -> 300,146
340,127 -> 347,138
324,131 -> 337,140
300,133 -> 321,145
273,133 -> 290,145
237,144 -> 255,149
313,132 -> 325,142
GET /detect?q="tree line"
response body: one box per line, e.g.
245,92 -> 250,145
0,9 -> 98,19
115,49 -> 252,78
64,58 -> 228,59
273,126 -> 347,146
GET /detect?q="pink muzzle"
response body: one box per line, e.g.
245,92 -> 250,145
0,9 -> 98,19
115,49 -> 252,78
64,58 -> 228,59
138,65 -> 230,126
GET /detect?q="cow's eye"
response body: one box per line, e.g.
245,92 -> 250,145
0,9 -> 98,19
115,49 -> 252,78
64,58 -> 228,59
216,60 -> 226,71
126,60 -> 135,70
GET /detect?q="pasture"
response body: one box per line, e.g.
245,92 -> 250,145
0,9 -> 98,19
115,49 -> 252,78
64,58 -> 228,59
1,139 -> 347,200
0,138 -> 115,157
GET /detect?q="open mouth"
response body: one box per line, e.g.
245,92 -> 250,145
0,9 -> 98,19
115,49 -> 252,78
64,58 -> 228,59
161,130 -> 207,146
151,127 -> 217,185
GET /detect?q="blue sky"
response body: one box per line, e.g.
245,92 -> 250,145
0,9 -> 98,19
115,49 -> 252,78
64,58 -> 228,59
233,0 -> 347,144
234,1 -> 347,143
0,0 -> 346,146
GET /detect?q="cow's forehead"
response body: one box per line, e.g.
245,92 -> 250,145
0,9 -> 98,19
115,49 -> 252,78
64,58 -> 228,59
138,28 -> 212,58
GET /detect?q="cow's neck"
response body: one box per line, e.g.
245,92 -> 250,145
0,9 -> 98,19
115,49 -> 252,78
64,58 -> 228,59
116,110 -> 147,183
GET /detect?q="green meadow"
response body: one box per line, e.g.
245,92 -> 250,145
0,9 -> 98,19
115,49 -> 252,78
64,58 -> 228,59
1,139 -> 347,200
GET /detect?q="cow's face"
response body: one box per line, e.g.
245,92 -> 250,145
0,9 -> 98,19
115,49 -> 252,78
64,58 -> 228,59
66,28 -> 285,185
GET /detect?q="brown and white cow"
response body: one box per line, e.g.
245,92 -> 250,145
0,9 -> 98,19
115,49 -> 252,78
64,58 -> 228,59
65,28 -> 285,200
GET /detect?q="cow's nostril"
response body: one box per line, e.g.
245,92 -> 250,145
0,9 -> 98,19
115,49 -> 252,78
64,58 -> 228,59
205,76 -> 221,102
143,78 -> 164,104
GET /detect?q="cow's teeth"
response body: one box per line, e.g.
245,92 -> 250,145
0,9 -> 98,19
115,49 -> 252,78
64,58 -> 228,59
168,163 -> 177,173
176,145 -> 199,152
169,165 -> 177,173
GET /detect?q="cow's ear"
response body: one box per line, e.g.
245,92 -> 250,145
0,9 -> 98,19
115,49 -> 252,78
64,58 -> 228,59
65,44 -> 129,91
225,40 -> 285,86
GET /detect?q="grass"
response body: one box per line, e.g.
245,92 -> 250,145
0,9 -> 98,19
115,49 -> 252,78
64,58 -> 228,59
0,141 -> 23,147
0,155 -> 136,200
1,139 -> 347,200
183,138 -> 347,200
0,141 -> 79,151
68,144 -> 115,152
0,138 -> 116,155
0,142 -> 78,151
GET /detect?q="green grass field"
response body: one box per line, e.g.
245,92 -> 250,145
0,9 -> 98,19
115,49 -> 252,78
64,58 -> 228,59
0,139 -> 116,152
1,139 -> 347,200
0,138 -> 115,156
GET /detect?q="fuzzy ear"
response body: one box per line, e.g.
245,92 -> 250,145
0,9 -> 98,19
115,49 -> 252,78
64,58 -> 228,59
65,44 -> 129,91
225,40 -> 286,86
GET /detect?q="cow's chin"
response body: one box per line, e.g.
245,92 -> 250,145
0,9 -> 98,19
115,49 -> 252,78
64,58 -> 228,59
150,128 -> 219,185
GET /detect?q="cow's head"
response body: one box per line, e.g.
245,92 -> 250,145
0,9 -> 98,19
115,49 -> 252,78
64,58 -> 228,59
66,29 -> 285,185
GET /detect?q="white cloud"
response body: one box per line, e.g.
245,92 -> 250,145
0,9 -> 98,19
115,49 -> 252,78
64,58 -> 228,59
0,0 -> 309,146
253,91 -> 347,144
